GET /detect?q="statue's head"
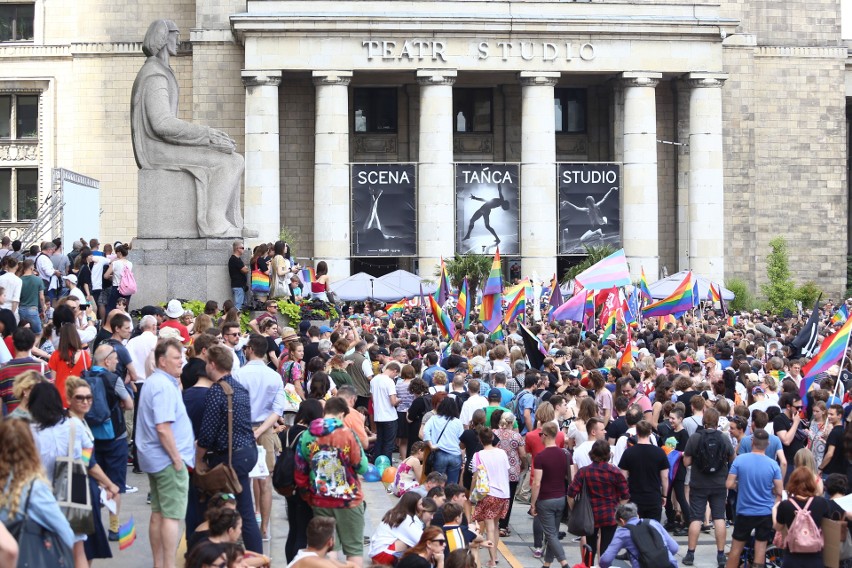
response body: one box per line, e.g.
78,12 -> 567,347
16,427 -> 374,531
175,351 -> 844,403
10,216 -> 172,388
142,19 -> 179,57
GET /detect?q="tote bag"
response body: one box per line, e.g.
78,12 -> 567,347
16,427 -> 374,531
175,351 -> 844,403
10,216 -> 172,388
53,420 -> 94,535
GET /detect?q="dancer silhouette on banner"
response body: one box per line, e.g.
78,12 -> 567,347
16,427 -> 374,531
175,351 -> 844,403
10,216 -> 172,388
462,183 -> 510,245
561,186 -> 618,243
363,187 -> 384,233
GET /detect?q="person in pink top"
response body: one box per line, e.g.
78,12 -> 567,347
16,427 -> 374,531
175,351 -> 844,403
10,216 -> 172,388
616,376 -> 652,415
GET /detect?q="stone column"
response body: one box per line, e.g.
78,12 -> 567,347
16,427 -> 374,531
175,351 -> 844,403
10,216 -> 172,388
416,69 -> 457,277
621,72 -> 662,280
687,73 -> 727,283
313,70 -> 353,279
241,70 -> 282,245
519,72 -> 559,279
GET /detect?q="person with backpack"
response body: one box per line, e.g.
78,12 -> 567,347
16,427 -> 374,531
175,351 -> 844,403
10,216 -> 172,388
724,429 -> 783,568
681,407 -> 735,567
294,396 -> 369,568
599,502 -> 678,568
513,371 -> 539,435
103,244 -> 134,314
773,465 -> 831,568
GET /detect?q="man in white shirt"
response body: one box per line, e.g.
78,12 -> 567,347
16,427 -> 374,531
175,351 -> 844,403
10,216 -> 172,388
459,379 -> 488,426
234,334 -> 286,541
127,315 -> 158,384
370,361 -> 400,462
0,256 -> 21,317
572,417 -> 606,475
35,241 -> 59,302
747,386 -> 779,419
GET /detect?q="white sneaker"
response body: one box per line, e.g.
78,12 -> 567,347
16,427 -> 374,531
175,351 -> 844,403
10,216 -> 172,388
125,485 -> 138,494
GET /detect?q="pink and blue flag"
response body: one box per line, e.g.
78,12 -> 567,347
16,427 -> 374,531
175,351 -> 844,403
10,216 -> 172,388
575,249 -> 632,291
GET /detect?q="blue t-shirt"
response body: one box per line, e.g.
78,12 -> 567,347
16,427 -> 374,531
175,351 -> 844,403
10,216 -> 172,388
498,387 -> 514,408
730,452 -> 781,516
516,391 -> 538,434
737,433 -> 782,461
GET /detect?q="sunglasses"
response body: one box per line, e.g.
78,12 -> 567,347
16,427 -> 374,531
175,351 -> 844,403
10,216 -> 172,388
73,395 -> 93,402
429,539 -> 446,544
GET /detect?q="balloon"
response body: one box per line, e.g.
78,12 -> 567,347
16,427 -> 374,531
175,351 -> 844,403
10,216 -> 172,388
381,466 -> 397,484
364,464 -> 381,482
374,455 -> 391,473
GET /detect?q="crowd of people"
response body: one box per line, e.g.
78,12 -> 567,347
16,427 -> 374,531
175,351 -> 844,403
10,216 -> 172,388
1,236 -> 852,568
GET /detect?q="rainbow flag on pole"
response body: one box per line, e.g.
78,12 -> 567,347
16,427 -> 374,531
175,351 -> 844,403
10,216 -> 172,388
800,316 -> 852,405
832,304 -> 849,325
727,316 -> 739,327
642,272 -> 694,318
118,516 -> 137,550
618,325 -> 637,368
575,248 -> 632,290
436,257 -> 451,305
503,281 -> 527,324
639,267 -> 653,302
481,249 -> 503,333
300,267 -> 315,284
708,283 -> 721,302
457,278 -> 470,327
429,295 -> 456,339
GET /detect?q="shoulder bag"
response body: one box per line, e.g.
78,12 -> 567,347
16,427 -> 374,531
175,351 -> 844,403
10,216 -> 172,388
52,419 -> 94,535
5,480 -> 74,566
424,417 -> 452,473
561,448 -> 574,524
567,473 -> 595,537
192,380 -> 243,496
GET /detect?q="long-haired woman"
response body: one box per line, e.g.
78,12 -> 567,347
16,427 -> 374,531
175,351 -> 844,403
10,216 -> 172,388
47,322 -> 92,407
369,492 -> 425,564
397,525 -> 446,568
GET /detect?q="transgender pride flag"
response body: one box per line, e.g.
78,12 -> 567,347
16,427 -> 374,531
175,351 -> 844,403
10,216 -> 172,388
575,249 -> 632,291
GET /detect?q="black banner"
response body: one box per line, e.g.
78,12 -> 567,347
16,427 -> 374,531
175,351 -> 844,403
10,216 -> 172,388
455,163 -> 520,255
351,164 -> 417,257
557,163 -> 621,254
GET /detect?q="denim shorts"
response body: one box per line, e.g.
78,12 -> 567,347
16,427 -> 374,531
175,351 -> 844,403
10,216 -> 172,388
18,305 -> 42,334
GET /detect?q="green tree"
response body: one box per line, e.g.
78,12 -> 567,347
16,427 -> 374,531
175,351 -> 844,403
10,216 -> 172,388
279,227 -> 300,257
794,281 -> 822,308
560,244 -> 617,283
762,236 -> 797,314
438,254 -> 493,300
725,277 -> 754,312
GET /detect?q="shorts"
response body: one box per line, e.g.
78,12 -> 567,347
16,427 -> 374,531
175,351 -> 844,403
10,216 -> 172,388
148,464 -> 189,520
313,502 -> 365,558
98,288 -> 111,306
689,485 -> 727,522
732,514 -> 773,542
94,437 -> 129,492
256,427 -> 277,474
371,542 -> 397,565
18,305 -> 42,334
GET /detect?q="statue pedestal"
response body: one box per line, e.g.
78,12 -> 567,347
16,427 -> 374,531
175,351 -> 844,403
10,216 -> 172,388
137,170 -> 199,239
129,238 -> 234,307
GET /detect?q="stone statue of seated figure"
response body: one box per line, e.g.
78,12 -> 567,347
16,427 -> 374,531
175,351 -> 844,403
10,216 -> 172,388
131,19 -> 256,239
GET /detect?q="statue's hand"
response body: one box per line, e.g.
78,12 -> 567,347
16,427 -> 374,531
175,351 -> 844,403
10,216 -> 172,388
209,128 -> 236,153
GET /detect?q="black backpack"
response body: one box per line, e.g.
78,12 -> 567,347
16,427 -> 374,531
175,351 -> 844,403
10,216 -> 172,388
625,519 -> 674,568
272,428 -> 303,497
693,429 -> 728,474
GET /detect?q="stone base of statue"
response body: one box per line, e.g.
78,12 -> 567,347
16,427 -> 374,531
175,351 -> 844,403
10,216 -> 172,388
137,170 -> 200,239
129,238 -> 234,307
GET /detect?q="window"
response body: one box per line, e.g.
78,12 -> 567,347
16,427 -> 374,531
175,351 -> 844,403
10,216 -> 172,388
554,88 -> 587,134
353,88 -> 397,133
453,88 -> 492,133
0,4 -> 34,42
0,94 -> 38,139
0,168 -> 38,221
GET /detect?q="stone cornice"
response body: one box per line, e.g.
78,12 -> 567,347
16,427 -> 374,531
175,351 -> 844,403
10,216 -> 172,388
242,70 -> 282,87
312,70 -> 353,86
754,46 -> 846,59
518,71 -> 560,87
416,69 -> 457,86
620,71 -> 662,88
0,42 -> 192,59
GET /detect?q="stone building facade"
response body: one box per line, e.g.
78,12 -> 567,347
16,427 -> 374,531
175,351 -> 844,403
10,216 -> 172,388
0,0 -> 848,296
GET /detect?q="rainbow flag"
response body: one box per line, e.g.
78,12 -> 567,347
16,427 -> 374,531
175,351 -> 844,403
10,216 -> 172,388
727,316 -> 739,326
832,304 -> 849,324
575,248 -> 632,290
300,267 -> 315,284
658,314 -> 676,328
81,446 -> 92,467
385,300 -> 406,316
618,326 -> 636,368
503,281 -> 527,324
708,283 -> 721,302
481,249 -> 503,333
642,272 -> 693,317
639,267 -> 652,302
800,316 -> 852,406
489,325 -> 505,341
429,295 -> 456,339
458,278 -> 470,328
602,313 -> 617,338
118,516 -> 136,550
436,257 -> 452,305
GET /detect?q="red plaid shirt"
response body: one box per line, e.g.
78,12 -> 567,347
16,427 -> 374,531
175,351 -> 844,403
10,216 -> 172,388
568,461 -> 630,528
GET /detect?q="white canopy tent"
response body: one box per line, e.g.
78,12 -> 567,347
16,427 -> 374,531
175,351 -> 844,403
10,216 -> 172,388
648,270 -> 735,301
328,272 -> 410,301
376,269 -> 437,297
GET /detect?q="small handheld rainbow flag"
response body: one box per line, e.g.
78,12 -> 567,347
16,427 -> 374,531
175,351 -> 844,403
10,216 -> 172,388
832,304 -> 849,324
639,267 -> 652,302
727,316 -> 739,327
800,316 -> 852,406
481,249 -> 503,333
708,283 -> 721,302
618,325 -> 636,368
385,299 -> 406,316
300,267 -> 315,284
458,278 -> 470,328
118,516 -> 136,550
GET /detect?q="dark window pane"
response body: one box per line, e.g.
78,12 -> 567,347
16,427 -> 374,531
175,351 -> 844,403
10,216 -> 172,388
453,88 -> 492,133
0,5 -> 34,42
0,169 -> 10,220
16,169 -> 37,220
0,96 -> 10,138
353,88 -> 397,133
17,95 -> 38,138
555,88 -> 587,134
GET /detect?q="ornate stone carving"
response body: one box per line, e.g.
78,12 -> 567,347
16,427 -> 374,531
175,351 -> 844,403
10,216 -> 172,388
131,20 -> 252,239
416,69 -> 457,86
0,143 -> 38,162
353,134 -> 397,154
312,71 -> 352,86
241,71 -> 282,88
518,71 -> 560,87
453,134 -> 493,154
